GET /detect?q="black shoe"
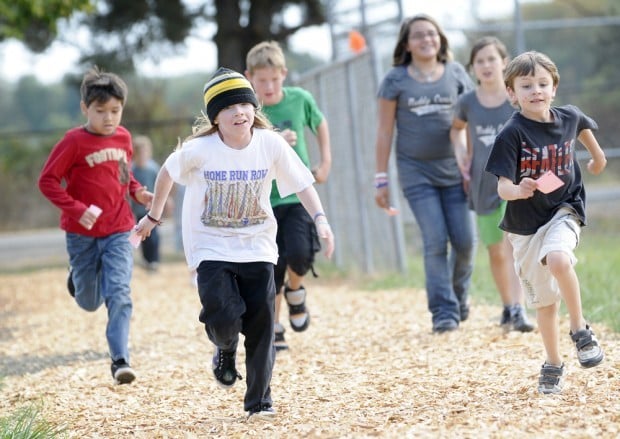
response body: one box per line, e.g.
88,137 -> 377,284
570,325 -> 604,368
212,347 -> 242,389
538,362 -> 564,394
67,266 -> 75,297
500,305 -> 512,328
111,358 -> 136,384
432,319 -> 458,334
246,403 -> 276,420
459,303 -> 470,322
511,304 -> 535,332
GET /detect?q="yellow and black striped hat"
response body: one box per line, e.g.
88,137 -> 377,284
203,67 -> 258,123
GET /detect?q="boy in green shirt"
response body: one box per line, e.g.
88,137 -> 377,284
246,41 -> 332,351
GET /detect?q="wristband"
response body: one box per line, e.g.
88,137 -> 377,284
313,212 -> 327,222
375,172 -> 388,179
146,213 -> 162,225
375,181 -> 388,189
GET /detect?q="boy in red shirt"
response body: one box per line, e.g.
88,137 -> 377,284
38,67 -> 152,384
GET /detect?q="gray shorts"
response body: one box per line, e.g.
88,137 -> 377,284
508,208 -> 581,308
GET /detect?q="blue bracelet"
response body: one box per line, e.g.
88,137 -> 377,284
375,181 -> 388,189
313,212 -> 326,222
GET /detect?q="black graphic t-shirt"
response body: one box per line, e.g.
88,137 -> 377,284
485,105 -> 597,235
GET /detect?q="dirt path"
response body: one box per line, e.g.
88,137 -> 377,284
1,263 -> 619,438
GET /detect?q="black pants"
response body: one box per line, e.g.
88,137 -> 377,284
196,260 -> 275,411
140,226 -> 160,263
273,203 -> 321,293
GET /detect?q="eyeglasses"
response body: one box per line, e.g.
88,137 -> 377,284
411,31 -> 439,40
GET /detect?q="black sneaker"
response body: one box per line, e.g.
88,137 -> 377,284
246,403 -> 276,420
538,362 -> 564,394
212,347 -> 242,389
432,319 -> 458,334
570,325 -> 604,368
459,302 -> 470,322
67,266 -> 75,297
511,304 -> 535,332
500,305 -> 512,328
274,323 -> 289,352
111,358 -> 136,384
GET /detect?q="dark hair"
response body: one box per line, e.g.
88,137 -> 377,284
392,14 -> 452,66
467,36 -> 509,70
80,66 -> 128,107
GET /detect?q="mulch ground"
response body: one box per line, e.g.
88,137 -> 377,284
1,262 -> 619,438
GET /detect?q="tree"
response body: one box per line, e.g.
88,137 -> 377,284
212,0 -> 324,71
61,0 -> 325,74
0,0 -> 92,52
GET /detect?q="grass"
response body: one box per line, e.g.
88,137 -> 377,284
318,220 -> 620,333
0,404 -> 65,439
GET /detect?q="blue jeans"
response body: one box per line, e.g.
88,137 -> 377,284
66,231 -> 134,363
403,183 -> 475,326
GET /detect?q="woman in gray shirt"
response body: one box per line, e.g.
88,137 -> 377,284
374,14 -> 475,333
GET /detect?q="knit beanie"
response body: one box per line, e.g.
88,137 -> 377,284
203,67 -> 259,123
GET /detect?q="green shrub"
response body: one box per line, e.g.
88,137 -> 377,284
324,226 -> 620,333
0,404 -> 65,439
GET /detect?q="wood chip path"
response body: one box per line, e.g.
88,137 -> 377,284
1,263 -> 618,438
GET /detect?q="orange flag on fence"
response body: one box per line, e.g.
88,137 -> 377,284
348,30 -> 367,53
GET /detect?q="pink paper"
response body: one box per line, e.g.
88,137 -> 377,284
536,171 -> 564,194
128,230 -> 141,248
87,204 -> 102,218
384,207 -> 399,216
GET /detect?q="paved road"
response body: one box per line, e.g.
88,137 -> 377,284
0,223 -> 179,271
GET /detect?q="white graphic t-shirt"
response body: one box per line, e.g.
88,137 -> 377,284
165,128 -> 314,268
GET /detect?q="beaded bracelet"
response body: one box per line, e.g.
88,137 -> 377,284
146,213 -> 162,226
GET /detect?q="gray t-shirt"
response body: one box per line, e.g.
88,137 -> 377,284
455,91 -> 514,214
378,62 -> 474,188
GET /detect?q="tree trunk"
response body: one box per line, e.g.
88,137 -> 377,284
213,0 -> 325,74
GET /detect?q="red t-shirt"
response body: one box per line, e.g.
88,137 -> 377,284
38,126 -> 143,237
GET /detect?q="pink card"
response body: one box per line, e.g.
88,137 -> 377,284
128,230 -> 141,248
384,207 -> 399,216
536,171 -> 564,194
87,204 -> 102,218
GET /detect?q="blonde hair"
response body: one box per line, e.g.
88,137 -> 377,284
246,41 -> 287,74
504,51 -> 560,90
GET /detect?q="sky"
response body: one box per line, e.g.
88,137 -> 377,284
0,0 -> 518,84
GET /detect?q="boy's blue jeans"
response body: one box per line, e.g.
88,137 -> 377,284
403,182 -> 475,326
66,231 -> 133,363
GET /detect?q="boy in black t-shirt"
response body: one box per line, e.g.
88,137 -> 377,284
486,51 -> 607,394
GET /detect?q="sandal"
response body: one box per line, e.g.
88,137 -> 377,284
274,322 -> 289,351
284,285 -> 310,332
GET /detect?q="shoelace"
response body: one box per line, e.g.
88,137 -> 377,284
217,352 -> 242,380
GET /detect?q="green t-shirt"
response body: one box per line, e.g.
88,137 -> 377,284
261,86 -> 324,207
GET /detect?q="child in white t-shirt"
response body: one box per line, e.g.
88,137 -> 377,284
134,67 -> 334,419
